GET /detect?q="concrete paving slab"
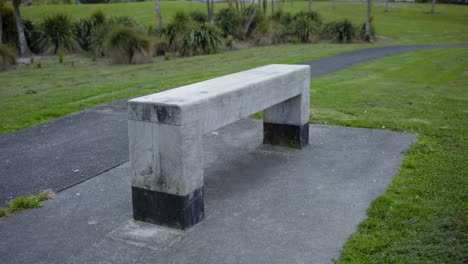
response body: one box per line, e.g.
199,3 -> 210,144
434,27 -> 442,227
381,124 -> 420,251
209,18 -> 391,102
0,119 -> 416,264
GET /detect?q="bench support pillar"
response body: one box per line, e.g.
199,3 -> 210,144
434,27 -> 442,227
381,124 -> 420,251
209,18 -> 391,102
263,90 -> 310,149
129,120 -> 205,230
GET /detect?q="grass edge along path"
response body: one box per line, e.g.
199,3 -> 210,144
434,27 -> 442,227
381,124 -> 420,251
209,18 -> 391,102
305,47 -> 467,263
0,190 -> 55,220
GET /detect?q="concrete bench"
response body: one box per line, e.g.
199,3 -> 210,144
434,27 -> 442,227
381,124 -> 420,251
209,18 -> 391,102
127,64 -> 310,229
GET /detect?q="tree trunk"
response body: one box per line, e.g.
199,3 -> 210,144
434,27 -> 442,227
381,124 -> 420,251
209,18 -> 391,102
263,0 -> 267,17
13,0 -> 31,56
207,0 -> 214,21
235,0 -> 239,15
154,0 -> 162,32
244,0 -> 260,39
365,0 -> 372,42
308,0 -> 312,11
271,0 -> 274,14
431,0 -> 435,14
0,0 -> 3,45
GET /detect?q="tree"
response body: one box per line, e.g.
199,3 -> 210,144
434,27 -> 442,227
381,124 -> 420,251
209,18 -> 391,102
12,0 -> 31,56
364,0 -> 372,41
154,0 -> 162,32
431,0 -> 436,14
0,0 -> 3,45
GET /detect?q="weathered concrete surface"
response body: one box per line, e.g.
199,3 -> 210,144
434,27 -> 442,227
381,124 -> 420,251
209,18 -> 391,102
0,119 -> 417,264
129,64 -> 310,195
2,44 -> 461,205
128,64 -> 310,130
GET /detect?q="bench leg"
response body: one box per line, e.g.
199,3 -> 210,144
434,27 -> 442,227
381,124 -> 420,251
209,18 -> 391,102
263,91 -> 310,149
128,120 -> 204,230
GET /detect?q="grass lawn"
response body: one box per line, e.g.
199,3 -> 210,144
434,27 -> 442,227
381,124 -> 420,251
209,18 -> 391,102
307,47 -> 468,263
20,1 -> 468,44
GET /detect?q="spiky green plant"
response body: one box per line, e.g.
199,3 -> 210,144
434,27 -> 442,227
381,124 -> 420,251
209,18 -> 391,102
289,11 -> 322,43
214,8 -> 238,37
164,11 -> 192,50
322,19 -> 358,43
103,25 -> 153,64
1,5 -> 18,48
90,16 -> 140,56
180,22 -> 224,57
36,13 -> 77,54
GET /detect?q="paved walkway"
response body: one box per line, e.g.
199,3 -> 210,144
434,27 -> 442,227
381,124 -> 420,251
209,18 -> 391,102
0,44 -> 465,205
0,119 -> 417,264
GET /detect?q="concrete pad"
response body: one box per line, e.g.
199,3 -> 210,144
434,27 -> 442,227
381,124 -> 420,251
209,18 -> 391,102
0,119 -> 416,264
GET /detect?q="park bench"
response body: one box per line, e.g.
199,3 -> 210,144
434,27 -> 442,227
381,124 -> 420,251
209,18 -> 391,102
127,64 -> 311,230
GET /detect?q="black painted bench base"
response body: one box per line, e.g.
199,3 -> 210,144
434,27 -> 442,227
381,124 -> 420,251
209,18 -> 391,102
132,186 -> 205,230
263,123 -> 309,149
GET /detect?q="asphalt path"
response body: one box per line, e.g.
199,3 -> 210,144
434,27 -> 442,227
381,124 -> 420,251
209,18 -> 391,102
0,44 -> 466,205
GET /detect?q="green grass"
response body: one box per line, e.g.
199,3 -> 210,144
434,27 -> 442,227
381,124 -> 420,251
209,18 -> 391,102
306,47 -> 468,263
0,190 -> 55,219
0,43 -> 365,134
20,1 -> 468,44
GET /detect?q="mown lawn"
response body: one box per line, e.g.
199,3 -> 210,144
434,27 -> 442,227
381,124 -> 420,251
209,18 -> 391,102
308,47 -> 468,263
21,1 -> 468,44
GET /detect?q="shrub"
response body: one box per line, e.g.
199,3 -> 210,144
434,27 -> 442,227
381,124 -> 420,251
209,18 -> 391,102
75,10 -> 106,52
271,10 -> 293,26
23,19 -> 41,54
1,5 -> 19,48
90,16 -> 140,56
164,11 -> 192,49
36,13 -> 77,54
0,43 -> 17,71
289,11 -> 322,43
154,36 -> 169,56
75,18 -> 96,51
215,8 -> 238,37
180,22 -> 224,57
189,10 -> 208,24
322,19 -> 357,43
103,25 -> 153,64
253,19 -> 287,46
